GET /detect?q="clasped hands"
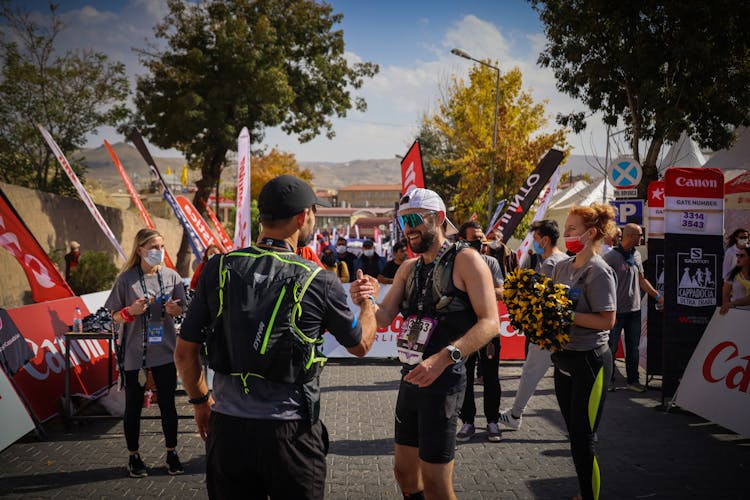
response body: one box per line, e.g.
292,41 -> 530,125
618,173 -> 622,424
349,269 -> 379,305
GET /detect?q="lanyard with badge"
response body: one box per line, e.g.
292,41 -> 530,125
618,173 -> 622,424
136,268 -> 165,386
397,241 -> 450,365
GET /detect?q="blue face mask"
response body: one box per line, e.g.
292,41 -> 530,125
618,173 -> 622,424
532,240 -> 545,255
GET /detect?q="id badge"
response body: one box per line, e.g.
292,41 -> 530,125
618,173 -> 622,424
147,322 -> 164,345
396,315 -> 437,365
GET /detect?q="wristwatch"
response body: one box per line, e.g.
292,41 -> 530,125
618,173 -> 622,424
446,344 -> 462,363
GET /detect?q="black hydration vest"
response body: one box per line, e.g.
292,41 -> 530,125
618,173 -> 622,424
205,247 -> 326,411
400,241 -> 477,358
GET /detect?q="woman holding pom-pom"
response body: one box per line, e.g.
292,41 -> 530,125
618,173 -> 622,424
550,204 -> 617,500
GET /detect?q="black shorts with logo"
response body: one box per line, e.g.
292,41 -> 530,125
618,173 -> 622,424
394,370 -> 466,464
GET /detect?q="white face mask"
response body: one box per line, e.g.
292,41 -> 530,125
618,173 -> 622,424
337,245 -> 347,254
363,249 -> 374,257
143,248 -> 164,266
489,240 -> 501,249
738,238 -> 749,247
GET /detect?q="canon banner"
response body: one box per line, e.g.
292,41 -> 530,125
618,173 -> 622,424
38,125 -> 127,261
175,196 -> 221,252
674,309 -> 750,437
663,168 -> 724,399
104,140 -> 176,270
646,180 -> 665,376
0,187 -> 75,302
129,130 -> 204,261
234,127 -> 252,249
7,296 -> 116,421
203,201 -> 234,252
400,140 -> 426,195
493,149 -> 565,242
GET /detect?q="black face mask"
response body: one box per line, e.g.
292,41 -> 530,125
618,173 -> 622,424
468,239 -> 482,251
321,254 -> 336,266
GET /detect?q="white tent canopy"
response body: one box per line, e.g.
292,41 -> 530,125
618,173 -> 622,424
659,131 -> 706,172
703,126 -> 750,172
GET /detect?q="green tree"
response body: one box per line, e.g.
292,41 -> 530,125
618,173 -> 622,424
531,0 -> 750,197
0,2 -> 130,195
67,251 -> 119,295
129,0 -> 378,273
426,63 -> 568,226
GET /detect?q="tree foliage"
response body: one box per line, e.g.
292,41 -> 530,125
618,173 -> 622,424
0,2 -> 130,195
250,147 -> 313,200
531,0 -> 750,196
425,63 -> 568,226
129,0 -> 378,273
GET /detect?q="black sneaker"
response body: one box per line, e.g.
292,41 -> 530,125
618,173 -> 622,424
128,453 -> 148,478
166,450 -> 184,475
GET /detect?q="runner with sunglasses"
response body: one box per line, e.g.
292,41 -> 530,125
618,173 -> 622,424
350,187 -> 500,500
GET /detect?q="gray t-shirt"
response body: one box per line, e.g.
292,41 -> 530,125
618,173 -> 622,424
540,251 -> 569,277
104,266 -> 186,371
552,255 -> 617,351
481,254 -> 504,286
602,247 -> 644,312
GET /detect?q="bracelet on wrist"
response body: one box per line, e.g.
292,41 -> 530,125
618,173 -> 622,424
656,291 -> 663,300
188,392 -> 210,405
120,307 -> 135,323
367,295 -> 377,306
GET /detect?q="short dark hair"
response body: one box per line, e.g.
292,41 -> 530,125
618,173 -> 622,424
530,219 -> 559,246
337,237 -> 347,245
392,240 -> 406,253
458,221 -> 482,239
363,239 -> 374,248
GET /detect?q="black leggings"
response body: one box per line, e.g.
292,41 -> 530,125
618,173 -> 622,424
124,362 -> 178,452
459,336 -> 501,424
552,346 -> 612,500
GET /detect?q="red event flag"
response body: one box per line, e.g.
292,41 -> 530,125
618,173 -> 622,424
400,139 -> 426,195
176,196 -> 222,252
0,187 -> 75,302
202,201 -> 234,251
103,140 -> 176,270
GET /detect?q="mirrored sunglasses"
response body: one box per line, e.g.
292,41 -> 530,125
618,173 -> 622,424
397,211 -> 436,230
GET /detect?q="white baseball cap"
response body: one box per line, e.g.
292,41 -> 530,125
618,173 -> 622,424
399,188 -> 458,236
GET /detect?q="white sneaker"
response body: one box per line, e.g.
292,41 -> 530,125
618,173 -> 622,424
456,422 -> 475,441
498,409 -> 522,430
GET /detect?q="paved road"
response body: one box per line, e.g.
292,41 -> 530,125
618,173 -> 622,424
1,360 -> 747,499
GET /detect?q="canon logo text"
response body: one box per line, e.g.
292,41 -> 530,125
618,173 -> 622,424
675,177 -> 718,188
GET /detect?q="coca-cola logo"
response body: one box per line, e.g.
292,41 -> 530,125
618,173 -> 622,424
702,341 -> 750,394
675,177 -> 718,188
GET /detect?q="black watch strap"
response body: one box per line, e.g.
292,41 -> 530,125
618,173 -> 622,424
188,392 -> 210,405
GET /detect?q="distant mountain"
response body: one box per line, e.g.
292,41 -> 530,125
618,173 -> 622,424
80,143 -> 604,193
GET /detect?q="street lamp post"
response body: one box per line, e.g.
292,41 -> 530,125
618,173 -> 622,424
451,48 -> 500,224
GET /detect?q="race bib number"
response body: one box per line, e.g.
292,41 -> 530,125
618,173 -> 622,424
397,315 -> 438,365
147,323 -> 164,345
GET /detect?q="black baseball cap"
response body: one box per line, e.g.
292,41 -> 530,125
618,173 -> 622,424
258,175 -> 330,220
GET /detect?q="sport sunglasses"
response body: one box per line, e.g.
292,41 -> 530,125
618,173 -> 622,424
396,211 -> 436,230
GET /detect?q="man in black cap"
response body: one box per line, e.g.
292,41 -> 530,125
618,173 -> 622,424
175,175 -> 378,499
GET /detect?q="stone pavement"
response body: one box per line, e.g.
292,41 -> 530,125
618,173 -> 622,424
1,359 -> 747,499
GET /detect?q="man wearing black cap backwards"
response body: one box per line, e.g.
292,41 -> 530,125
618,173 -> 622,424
351,187 -> 500,500
176,175 -> 378,499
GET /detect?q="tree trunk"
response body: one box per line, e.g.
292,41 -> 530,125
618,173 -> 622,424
175,145 -> 227,274
637,137 -> 664,199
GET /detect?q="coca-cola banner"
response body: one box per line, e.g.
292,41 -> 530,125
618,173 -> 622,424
674,309 -> 750,438
322,284 -> 527,360
663,168 -> 724,399
7,297 -> 116,422
0,186 -> 75,303
646,181 -> 665,376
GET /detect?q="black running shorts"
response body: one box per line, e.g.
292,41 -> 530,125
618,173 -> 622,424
394,378 -> 466,464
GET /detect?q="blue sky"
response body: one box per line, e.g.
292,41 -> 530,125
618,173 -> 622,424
7,1 -> 609,162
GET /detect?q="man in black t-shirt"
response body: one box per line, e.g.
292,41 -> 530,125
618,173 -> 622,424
378,240 -> 407,284
175,175 -> 377,500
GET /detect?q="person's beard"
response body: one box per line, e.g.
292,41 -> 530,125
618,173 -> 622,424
298,225 -> 314,248
407,227 -> 437,254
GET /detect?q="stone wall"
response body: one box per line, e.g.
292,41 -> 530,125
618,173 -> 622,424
0,182 -> 187,308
